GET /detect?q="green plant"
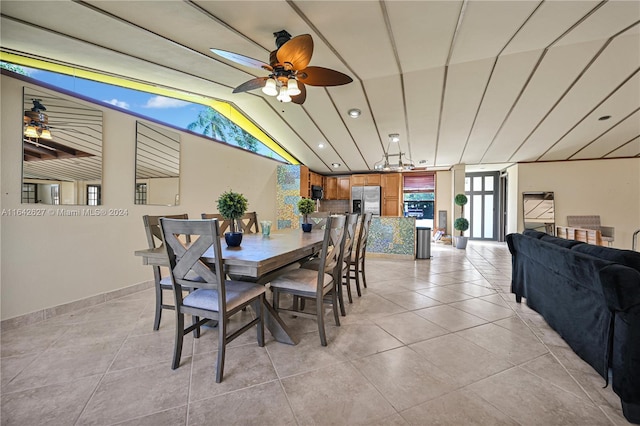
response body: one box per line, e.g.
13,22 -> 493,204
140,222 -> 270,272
297,198 -> 316,224
454,193 -> 469,236
216,190 -> 248,232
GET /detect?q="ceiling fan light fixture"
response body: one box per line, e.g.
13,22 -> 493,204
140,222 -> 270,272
276,85 -> 291,103
24,124 -> 39,138
39,127 -> 52,140
262,77 -> 278,96
389,133 -> 400,143
287,78 -> 301,96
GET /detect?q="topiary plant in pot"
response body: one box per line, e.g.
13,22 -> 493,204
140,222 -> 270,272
216,190 -> 248,247
454,193 -> 469,249
297,198 -> 316,232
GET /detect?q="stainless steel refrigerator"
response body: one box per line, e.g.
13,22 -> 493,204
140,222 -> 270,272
351,186 -> 381,215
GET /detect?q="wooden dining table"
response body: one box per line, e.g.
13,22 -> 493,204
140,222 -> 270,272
134,228 -> 325,345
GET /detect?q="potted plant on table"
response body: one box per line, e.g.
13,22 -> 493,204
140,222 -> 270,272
216,190 -> 248,247
297,198 -> 316,233
453,193 -> 469,249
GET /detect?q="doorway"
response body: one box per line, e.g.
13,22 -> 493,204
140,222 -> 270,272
465,172 -> 499,241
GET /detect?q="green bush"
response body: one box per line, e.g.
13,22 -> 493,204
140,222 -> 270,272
216,190 -> 248,232
454,217 -> 469,233
297,198 -> 315,223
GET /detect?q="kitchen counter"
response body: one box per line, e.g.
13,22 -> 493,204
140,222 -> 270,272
367,216 -> 416,259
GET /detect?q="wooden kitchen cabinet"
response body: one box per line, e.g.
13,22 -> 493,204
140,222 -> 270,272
381,173 -> 402,216
350,173 -> 381,187
337,177 -> 350,200
324,177 -> 337,199
310,172 -> 324,188
323,176 -> 350,200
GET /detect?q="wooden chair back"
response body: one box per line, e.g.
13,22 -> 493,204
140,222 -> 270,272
143,214 -> 189,249
201,212 -> 259,233
316,215 -> 347,291
309,211 -> 330,230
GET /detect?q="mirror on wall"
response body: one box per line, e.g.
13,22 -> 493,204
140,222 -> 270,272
523,191 -> 555,235
22,87 -> 103,205
135,121 -> 180,206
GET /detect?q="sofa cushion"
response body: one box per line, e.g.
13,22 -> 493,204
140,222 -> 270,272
540,234 -> 584,249
572,244 -> 640,275
523,229 -> 546,239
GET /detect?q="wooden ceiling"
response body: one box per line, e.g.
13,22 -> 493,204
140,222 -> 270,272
2,1 -> 639,174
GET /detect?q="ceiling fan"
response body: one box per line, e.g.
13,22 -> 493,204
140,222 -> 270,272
211,30 -> 353,104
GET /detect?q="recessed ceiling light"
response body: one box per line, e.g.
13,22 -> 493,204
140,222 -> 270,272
318,143 -> 325,148
347,108 -> 361,118
331,163 -> 341,168
419,160 -> 427,164
598,115 -> 611,121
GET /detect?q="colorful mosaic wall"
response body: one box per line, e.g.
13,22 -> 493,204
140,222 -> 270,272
276,165 -> 302,229
367,216 -> 416,257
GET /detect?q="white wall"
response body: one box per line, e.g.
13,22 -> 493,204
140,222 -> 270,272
435,170 -> 452,234
516,159 -> 640,249
1,74 -> 281,320
505,164 -> 519,235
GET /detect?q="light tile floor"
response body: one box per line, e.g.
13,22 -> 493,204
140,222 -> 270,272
1,242 -> 632,425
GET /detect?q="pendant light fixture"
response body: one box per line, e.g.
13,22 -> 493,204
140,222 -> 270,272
374,134 -> 415,172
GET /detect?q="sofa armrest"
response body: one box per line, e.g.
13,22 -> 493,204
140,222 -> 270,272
599,264 -> 640,312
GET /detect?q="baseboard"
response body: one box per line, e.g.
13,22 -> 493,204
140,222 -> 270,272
0,280 -> 154,332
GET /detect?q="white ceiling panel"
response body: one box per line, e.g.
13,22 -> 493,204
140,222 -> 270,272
516,33 -> 640,162
436,57 -> 495,166
555,0 -> 640,47
387,1 -> 462,73
1,0 -> 638,173
503,1 -> 601,55
449,0 -> 541,64
461,49 -> 542,164
482,38 -> 605,163
539,74 -> 640,161
605,136 -> 640,158
571,109 -> 640,160
405,67 -> 445,168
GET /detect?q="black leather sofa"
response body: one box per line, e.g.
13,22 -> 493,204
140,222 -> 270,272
507,230 -> 640,424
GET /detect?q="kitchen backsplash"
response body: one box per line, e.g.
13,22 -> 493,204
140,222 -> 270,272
318,199 -> 350,214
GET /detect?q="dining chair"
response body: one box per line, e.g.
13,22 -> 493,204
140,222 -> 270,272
200,213 -> 230,233
270,215 -> 347,346
308,211 -> 330,230
300,213 -> 358,314
142,213 -> 189,331
160,218 -> 265,383
201,212 -> 260,233
237,212 -> 260,233
347,212 -> 373,296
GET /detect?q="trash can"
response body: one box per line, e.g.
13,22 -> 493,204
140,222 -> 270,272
416,227 -> 431,259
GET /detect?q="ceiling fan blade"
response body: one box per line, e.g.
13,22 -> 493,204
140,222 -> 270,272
276,34 -> 313,70
232,77 -> 268,93
291,83 -> 307,105
296,66 -> 353,87
210,48 -> 272,71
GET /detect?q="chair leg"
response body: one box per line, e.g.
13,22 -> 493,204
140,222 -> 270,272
361,257 -> 368,288
317,295 -> 327,346
193,315 -> 201,338
172,312 -> 184,370
331,287 -> 341,327
343,273 -> 353,303
216,317 -> 226,383
336,276 -> 346,317
353,265 -> 362,297
253,298 -> 265,347
153,282 -> 163,331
